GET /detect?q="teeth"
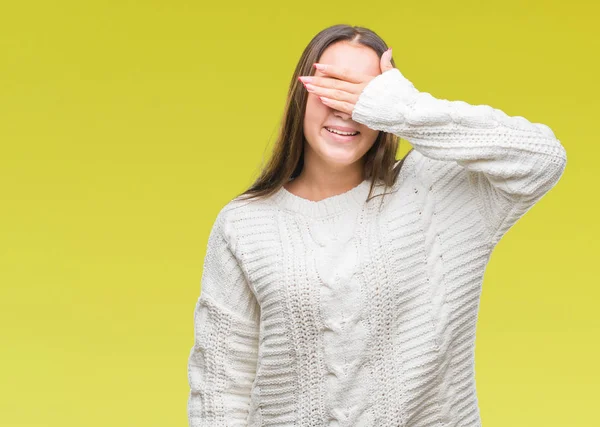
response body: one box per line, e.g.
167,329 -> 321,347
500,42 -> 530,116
326,127 -> 358,136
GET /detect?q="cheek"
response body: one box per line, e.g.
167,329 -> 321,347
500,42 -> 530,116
360,127 -> 380,144
304,95 -> 328,132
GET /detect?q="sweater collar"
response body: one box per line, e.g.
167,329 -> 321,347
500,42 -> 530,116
270,178 -> 372,218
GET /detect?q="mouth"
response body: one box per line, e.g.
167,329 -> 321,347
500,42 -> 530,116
323,127 -> 360,142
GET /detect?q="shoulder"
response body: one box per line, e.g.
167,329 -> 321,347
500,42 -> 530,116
212,192 -> 276,248
398,148 -> 470,190
380,148 -> 473,216
391,148 -> 429,190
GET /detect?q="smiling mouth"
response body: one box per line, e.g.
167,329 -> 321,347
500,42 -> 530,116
324,127 -> 360,136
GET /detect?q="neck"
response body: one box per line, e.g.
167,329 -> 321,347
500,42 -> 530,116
287,148 -> 366,202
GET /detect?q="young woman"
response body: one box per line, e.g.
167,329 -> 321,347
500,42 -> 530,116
187,24 -> 567,426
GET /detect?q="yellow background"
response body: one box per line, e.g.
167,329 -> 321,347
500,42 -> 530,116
1,1 -> 597,426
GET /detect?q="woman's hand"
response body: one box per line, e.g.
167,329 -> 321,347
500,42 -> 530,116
298,47 -> 394,115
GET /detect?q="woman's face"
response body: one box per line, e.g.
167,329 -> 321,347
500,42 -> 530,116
303,41 -> 381,170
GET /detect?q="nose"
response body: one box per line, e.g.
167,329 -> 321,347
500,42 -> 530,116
332,109 -> 351,121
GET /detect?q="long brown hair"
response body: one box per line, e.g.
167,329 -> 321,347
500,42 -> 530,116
236,24 -> 412,205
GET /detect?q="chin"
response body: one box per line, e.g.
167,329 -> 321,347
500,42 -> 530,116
317,147 -> 361,166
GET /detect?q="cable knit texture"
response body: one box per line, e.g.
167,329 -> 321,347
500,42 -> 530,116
187,67 -> 567,426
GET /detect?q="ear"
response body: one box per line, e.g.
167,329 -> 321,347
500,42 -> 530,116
380,48 -> 394,73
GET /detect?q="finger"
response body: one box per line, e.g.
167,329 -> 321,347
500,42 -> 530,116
301,75 -> 357,94
304,83 -> 358,105
380,48 -> 394,73
313,63 -> 367,84
318,96 -> 353,115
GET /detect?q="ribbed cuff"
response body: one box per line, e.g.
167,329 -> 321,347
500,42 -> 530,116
352,67 -> 419,130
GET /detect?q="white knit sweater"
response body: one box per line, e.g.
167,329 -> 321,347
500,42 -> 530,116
187,68 -> 567,427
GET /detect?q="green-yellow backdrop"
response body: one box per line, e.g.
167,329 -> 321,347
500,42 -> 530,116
1,1 -> 597,426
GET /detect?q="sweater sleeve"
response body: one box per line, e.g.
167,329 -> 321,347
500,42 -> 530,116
352,67 -> 567,246
187,210 -> 260,426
